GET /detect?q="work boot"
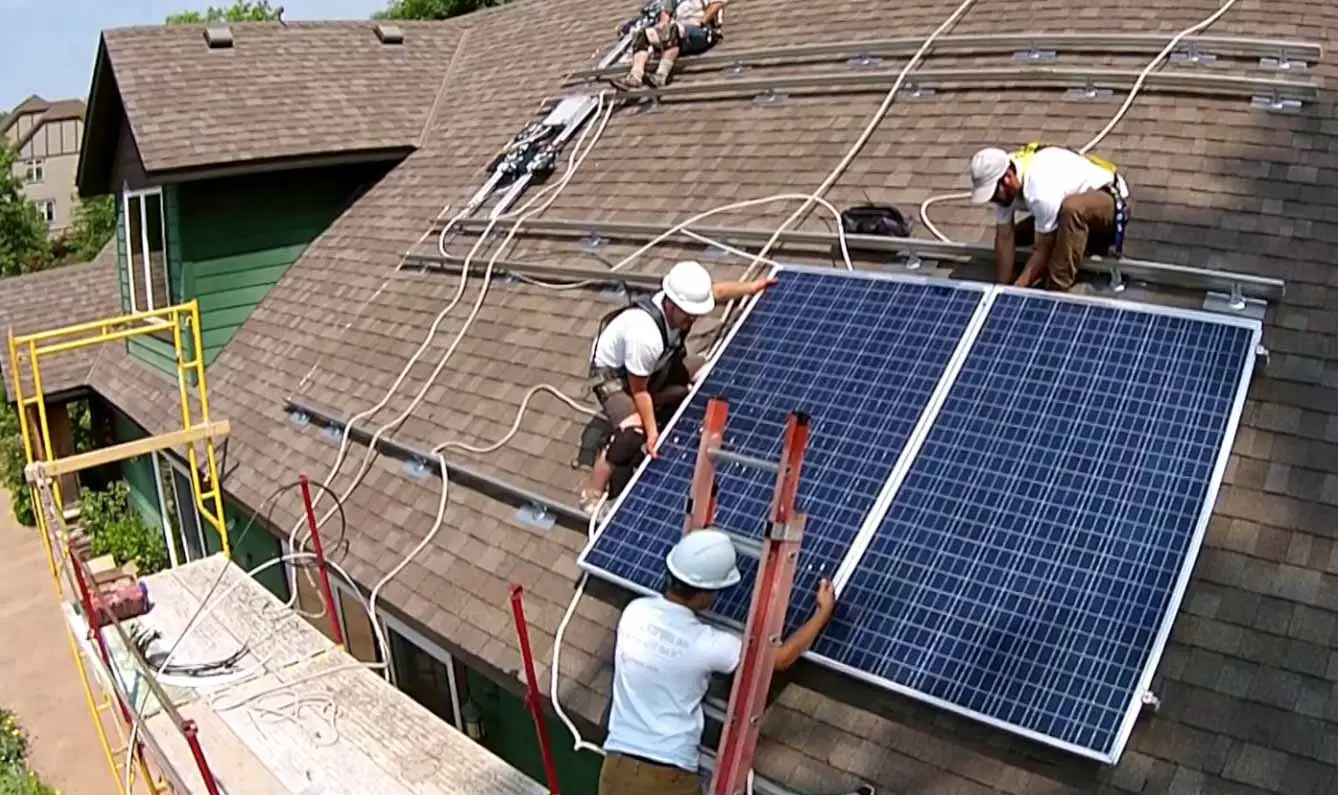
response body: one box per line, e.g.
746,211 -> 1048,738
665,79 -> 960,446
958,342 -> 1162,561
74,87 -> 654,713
645,73 -> 669,89
610,72 -> 645,91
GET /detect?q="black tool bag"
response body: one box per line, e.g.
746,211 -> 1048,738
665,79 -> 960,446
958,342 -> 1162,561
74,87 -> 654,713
840,203 -> 912,238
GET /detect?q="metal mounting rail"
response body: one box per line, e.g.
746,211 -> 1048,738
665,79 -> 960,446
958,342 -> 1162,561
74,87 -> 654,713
283,396 -> 590,526
440,217 -> 1287,301
569,32 -> 1324,81
592,65 -> 1317,104
401,251 -> 665,290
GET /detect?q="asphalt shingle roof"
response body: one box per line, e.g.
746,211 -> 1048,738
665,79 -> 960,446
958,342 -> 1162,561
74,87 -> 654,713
0,242 -> 120,399
99,21 -> 465,174
64,1 -> 1338,792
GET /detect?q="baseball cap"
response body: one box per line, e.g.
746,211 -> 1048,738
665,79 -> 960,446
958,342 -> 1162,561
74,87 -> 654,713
968,148 -> 1012,204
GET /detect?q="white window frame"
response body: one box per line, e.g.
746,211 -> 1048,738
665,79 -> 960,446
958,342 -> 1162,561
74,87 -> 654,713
163,453 -> 209,563
150,453 -> 181,569
37,200 -> 55,224
291,565 -> 463,731
24,159 -> 44,184
122,185 -> 170,312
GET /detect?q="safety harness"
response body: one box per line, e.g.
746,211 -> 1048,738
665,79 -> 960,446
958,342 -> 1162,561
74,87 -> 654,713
588,295 -> 684,391
1011,142 -> 1130,257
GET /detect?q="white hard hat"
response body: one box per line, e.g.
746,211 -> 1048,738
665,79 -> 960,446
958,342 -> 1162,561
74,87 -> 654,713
662,260 -> 716,316
666,529 -> 741,590
968,147 -> 1011,204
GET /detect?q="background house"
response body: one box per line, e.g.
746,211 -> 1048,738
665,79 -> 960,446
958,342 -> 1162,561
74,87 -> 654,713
3,95 -> 87,233
1,4 -> 1335,794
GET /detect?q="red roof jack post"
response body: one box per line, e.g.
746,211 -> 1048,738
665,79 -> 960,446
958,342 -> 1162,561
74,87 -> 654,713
686,396 -> 811,795
511,584 -> 563,795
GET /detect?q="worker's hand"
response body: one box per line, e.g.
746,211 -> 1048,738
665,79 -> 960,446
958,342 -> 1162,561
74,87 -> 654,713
745,277 -> 779,296
815,578 -> 836,617
643,426 -> 660,460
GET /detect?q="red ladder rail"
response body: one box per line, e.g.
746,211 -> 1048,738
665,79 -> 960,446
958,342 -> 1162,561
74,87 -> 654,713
683,396 -> 811,795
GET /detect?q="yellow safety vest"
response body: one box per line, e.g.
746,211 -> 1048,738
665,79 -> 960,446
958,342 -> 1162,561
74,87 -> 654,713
1011,141 -> 1118,181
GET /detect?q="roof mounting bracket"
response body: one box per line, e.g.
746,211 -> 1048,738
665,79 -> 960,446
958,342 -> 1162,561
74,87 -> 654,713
203,25 -> 234,49
403,457 -> 431,480
1067,78 -> 1114,101
1253,344 -> 1271,372
375,23 -> 405,45
1014,48 -> 1058,64
704,241 -> 733,259
581,232 -> 605,249
320,424 -> 343,444
902,83 -> 935,100
1140,690 -> 1161,714
752,89 -> 788,105
725,60 -> 750,75
287,409 -> 311,428
1259,52 -> 1308,71
847,54 -> 884,68
1169,42 -> 1217,66
900,252 -> 923,270
1204,285 -> 1266,320
515,502 -> 556,530
1251,91 -> 1304,113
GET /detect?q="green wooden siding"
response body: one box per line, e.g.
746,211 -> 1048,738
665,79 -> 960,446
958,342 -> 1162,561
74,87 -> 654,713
223,498 -> 289,601
111,412 -> 163,531
176,164 -> 385,365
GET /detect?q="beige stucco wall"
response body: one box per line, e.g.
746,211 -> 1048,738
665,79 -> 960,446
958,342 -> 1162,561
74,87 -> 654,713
10,117 -> 82,234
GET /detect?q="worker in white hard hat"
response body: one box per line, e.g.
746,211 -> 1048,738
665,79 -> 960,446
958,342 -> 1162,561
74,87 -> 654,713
966,142 -> 1131,291
599,529 -> 837,795
580,260 -> 776,515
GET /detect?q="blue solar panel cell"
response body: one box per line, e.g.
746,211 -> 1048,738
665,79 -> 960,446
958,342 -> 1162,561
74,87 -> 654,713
833,292 -> 1256,759
580,269 -> 985,628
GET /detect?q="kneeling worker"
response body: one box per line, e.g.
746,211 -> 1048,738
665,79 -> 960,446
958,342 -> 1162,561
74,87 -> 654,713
580,260 -> 775,515
967,142 -> 1131,291
599,529 -> 837,795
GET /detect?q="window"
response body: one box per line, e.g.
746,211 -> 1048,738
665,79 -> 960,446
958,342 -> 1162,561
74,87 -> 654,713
37,200 -> 55,224
24,159 -> 43,184
123,188 -> 172,312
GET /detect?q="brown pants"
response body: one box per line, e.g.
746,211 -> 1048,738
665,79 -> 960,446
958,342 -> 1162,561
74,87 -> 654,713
1014,189 -> 1119,290
598,753 -> 702,795
592,354 -> 705,428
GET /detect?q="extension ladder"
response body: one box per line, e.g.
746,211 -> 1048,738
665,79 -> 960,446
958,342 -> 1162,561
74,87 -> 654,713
682,395 -> 811,795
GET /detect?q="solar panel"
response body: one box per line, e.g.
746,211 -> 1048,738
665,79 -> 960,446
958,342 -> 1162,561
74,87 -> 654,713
832,291 -> 1258,761
579,268 -> 986,628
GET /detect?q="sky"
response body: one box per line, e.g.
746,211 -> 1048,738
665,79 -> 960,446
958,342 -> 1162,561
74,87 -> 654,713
0,0 -> 389,110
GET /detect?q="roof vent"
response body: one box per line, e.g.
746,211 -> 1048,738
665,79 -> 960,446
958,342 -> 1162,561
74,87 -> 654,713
375,23 -> 404,45
204,25 -> 234,49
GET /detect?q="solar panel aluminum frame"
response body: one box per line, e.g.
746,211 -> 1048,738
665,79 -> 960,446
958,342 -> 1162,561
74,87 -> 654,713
575,263 -> 994,624
576,266 -> 1262,764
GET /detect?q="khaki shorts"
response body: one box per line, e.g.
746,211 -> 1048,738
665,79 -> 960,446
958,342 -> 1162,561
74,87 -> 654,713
598,753 -> 702,795
592,354 -> 705,428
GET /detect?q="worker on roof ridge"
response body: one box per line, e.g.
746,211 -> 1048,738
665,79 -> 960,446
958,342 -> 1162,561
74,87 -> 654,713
599,529 -> 836,794
579,260 -> 775,516
611,0 -> 728,91
967,142 -> 1132,292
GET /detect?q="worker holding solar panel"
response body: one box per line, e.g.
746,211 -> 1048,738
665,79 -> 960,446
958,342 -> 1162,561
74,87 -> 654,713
599,529 -> 836,794
579,260 -> 776,516
967,142 -> 1132,292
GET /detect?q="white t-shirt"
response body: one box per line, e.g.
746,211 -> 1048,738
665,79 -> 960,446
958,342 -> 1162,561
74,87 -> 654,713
674,0 -> 726,27
591,293 -> 682,378
604,596 -> 743,770
993,147 -> 1117,235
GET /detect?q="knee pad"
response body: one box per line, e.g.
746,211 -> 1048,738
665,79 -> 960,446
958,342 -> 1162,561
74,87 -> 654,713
606,426 -> 646,467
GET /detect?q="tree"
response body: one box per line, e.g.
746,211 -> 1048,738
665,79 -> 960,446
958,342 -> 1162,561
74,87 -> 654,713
60,196 -> 116,263
0,144 -> 51,277
166,0 -> 284,23
374,0 -> 507,20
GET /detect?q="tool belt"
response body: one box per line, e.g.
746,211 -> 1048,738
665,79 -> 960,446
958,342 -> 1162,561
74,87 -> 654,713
1101,175 -> 1131,257
589,367 -> 627,403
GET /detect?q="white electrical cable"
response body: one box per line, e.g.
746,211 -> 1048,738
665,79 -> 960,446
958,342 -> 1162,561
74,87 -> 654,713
919,0 -> 1242,244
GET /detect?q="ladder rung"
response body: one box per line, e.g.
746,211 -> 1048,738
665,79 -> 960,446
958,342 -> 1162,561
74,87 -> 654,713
179,359 -> 201,369
710,447 -> 779,474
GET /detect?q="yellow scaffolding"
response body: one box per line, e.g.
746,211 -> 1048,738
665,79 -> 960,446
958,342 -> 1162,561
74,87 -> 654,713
5,301 -> 232,795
